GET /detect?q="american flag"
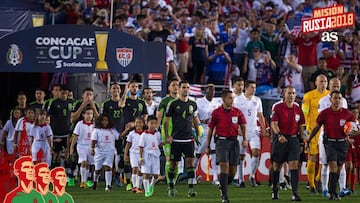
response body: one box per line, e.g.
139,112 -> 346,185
190,84 -> 203,97
286,16 -> 302,38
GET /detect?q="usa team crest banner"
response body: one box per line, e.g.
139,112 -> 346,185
0,24 -> 165,74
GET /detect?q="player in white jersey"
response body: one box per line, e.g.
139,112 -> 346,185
29,109 -> 53,165
124,117 -> 145,193
139,116 -> 162,197
234,80 -> 267,187
195,84 -> 221,185
70,107 -> 95,188
90,113 -> 120,191
14,107 -> 35,156
317,78 -> 350,197
1,108 -> 22,155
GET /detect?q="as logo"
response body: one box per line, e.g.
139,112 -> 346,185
6,44 -> 23,66
321,31 -> 339,42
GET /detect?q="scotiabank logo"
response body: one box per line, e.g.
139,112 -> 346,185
302,4 -> 355,42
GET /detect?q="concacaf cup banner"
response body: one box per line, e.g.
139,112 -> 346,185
0,24 -> 165,73
302,4 -> 355,42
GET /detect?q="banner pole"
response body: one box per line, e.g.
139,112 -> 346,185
107,0 -> 114,95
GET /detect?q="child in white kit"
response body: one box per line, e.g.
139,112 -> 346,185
29,109 -> 53,165
139,115 -> 162,197
70,107 -> 95,188
124,117 -> 145,193
90,113 -> 120,191
1,107 -> 22,155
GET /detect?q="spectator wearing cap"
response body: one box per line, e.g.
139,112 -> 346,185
260,21 -> 280,62
206,42 -> 231,86
147,18 -> 171,42
166,35 -> 181,81
338,29 -> 357,71
232,17 -> 251,76
188,26 -> 209,84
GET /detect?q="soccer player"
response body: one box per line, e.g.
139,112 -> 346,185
234,80 -> 267,187
14,91 -> 27,116
124,117 -> 145,193
90,113 -> 120,191
1,107 -> 22,155
139,116 -> 162,197
205,90 -> 247,203
164,80 -> 200,197
44,84 -> 60,112
156,79 -> 179,185
29,88 -> 46,114
70,107 -> 95,188
309,91 -> 355,200
30,109 -> 53,165
195,84 -> 221,185
302,74 -> 329,193
318,78 -> 349,197
14,107 -> 35,157
271,86 -> 305,201
4,156 -> 45,203
34,163 -> 59,203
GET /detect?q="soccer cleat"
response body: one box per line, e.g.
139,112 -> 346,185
322,190 -> 329,197
92,182 -> 97,190
291,193 -> 301,201
239,182 -> 245,188
126,184 -> 132,191
221,197 -> 230,203
309,187 -> 316,194
86,180 -> 94,188
105,185 -> 111,191
149,185 -> 154,195
135,188 -> 143,194
79,182 -> 85,188
339,188 -> 351,197
187,189 -> 197,197
280,182 -> 287,190
329,194 -> 341,200
145,191 -> 152,198
272,189 -> 279,200
232,179 -> 240,187
212,180 -> 220,186
305,181 -> 310,190
250,177 -> 258,187
131,187 -> 138,193
316,180 -> 322,193
168,188 -> 176,197
68,178 -> 75,187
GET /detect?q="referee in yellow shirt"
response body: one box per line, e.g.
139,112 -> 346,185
302,74 -> 329,193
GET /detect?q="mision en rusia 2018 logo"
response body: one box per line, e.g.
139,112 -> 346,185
301,4 -> 355,42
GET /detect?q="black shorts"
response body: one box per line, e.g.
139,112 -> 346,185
170,142 -> 194,161
215,137 -> 240,166
53,137 -> 67,152
271,136 -> 300,164
325,140 -> 348,166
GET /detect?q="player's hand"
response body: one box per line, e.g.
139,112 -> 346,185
278,135 -> 288,143
90,149 -> 95,156
242,140 -> 248,148
205,147 -> 210,156
124,154 -> 130,163
166,136 -> 173,144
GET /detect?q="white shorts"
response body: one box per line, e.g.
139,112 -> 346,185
77,145 -> 94,165
248,136 -> 261,150
318,131 -> 327,165
6,141 -> 15,154
130,152 -> 141,169
238,136 -> 247,155
94,150 -> 114,170
141,153 -> 160,175
32,141 -> 50,162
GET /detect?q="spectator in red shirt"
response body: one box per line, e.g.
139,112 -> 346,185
205,89 -> 247,203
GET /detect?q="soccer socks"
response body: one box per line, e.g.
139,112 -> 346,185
339,164 -> 346,190
329,172 -> 338,195
165,161 -> 170,184
132,174 -> 137,188
315,164 -> 322,182
307,161 -> 316,188
137,175 -> 143,189
187,167 -> 195,188
168,168 -> 175,188
94,172 -> 101,182
272,170 -> 280,191
321,164 -> 329,192
239,160 -> 244,182
150,176 -> 156,186
220,173 -> 228,199
250,156 -> 260,178
80,167 -> 87,183
105,171 -> 112,187
290,169 -> 299,194
350,173 -> 356,191
143,179 -> 149,193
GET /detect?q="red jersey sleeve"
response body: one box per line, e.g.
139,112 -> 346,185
271,105 -> 280,122
316,110 -> 325,126
208,108 -> 218,129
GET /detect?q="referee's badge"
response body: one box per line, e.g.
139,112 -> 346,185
340,119 -> 346,126
232,117 -> 238,124
295,114 -> 300,122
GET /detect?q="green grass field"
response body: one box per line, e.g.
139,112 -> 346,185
67,181 -> 360,203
